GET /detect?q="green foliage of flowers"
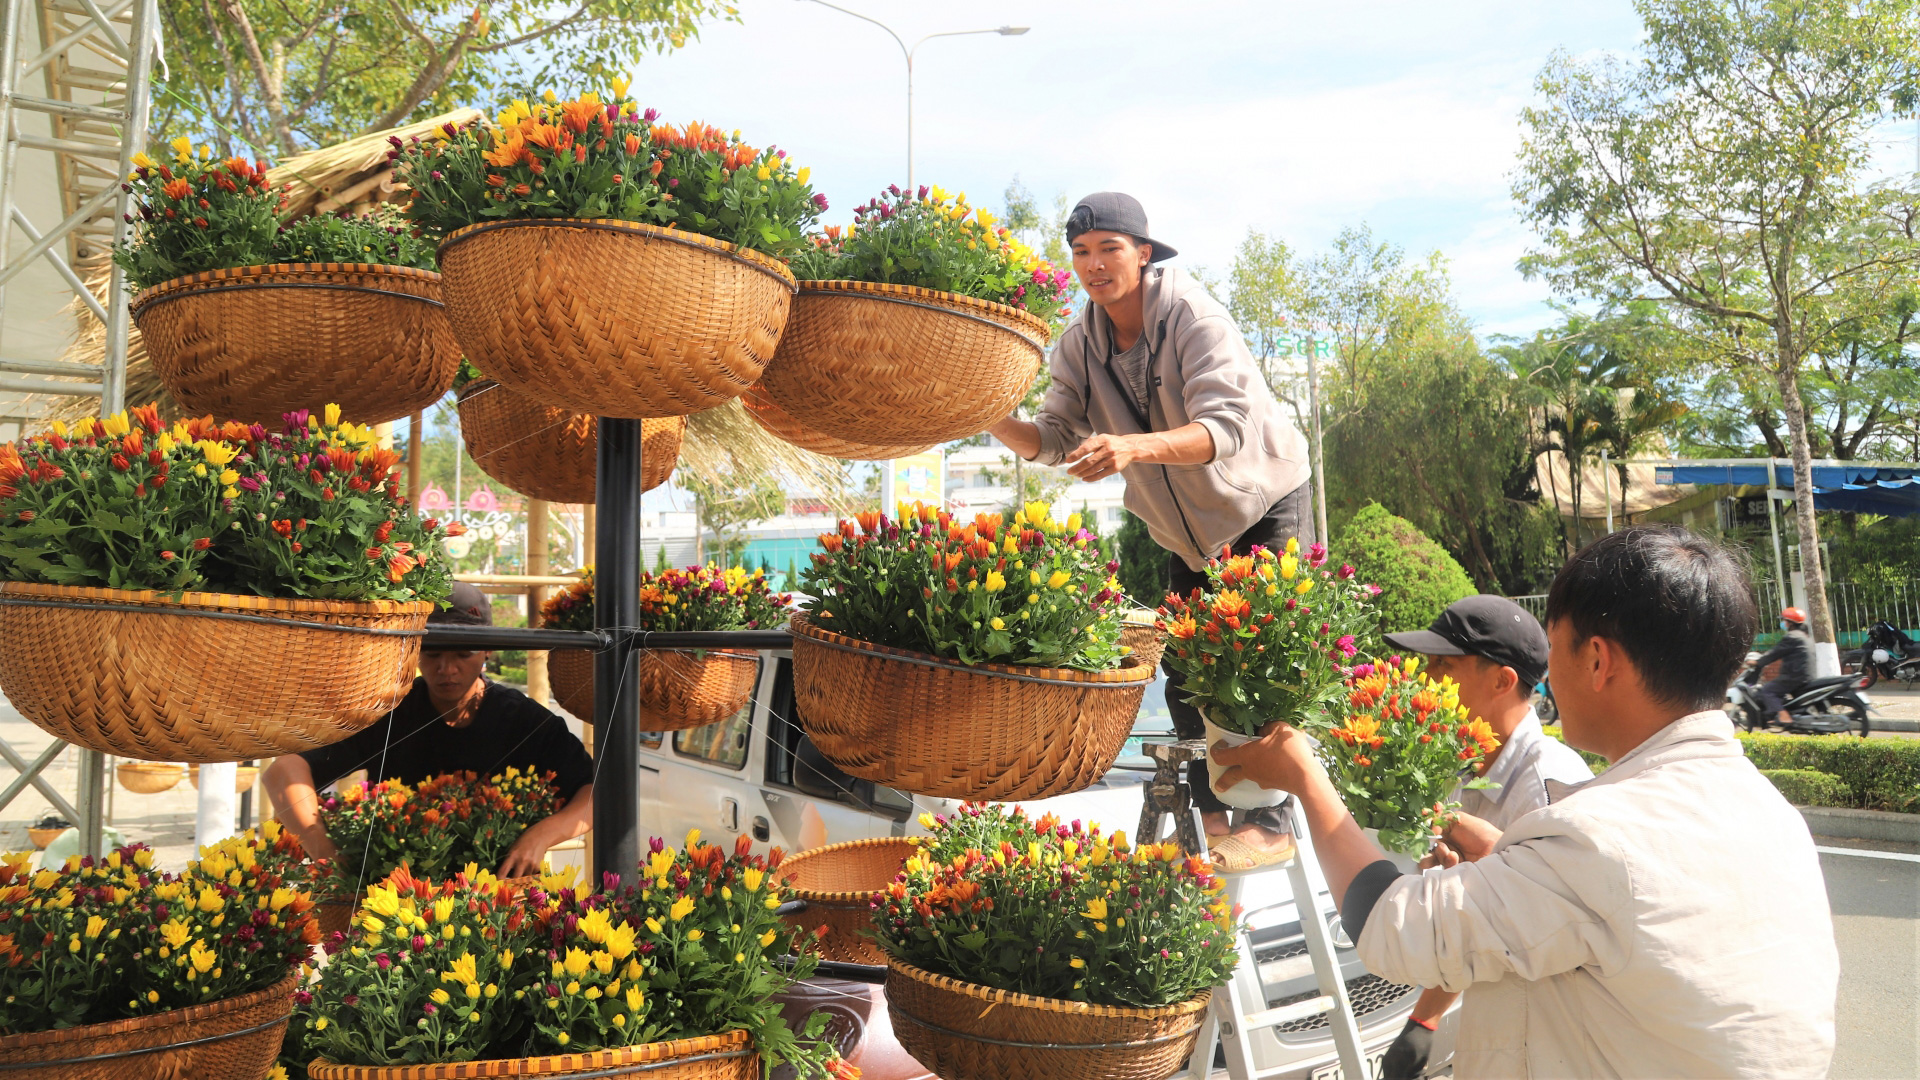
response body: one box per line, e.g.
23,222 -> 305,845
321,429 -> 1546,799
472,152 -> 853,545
299,836 -> 849,1075
391,87 -> 825,257
1336,503 -> 1475,644
273,205 -> 437,270
873,804 -> 1240,1007
801,502 -> 1131,671
0,838 -> 318,1036
113,137 -> 282,289
0,405 -> 457,603
1157,540 -> 1380,736
318,770 -> 563,886
790,184 -> 1073,323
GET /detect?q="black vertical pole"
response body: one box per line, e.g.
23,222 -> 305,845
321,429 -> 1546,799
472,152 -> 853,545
593,418 -> 642,888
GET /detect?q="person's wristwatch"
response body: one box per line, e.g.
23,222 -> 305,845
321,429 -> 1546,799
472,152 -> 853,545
1379,1015 -> 1436,1080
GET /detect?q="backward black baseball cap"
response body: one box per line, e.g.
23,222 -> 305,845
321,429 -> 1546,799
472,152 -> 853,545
1065,192 -> 1178,262
1384,594 -> 1549,689
428,581 -> 493,631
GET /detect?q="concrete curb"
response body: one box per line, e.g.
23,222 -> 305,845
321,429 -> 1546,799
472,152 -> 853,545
1800,806 -> 1920,844
1873,717 -> 1920,732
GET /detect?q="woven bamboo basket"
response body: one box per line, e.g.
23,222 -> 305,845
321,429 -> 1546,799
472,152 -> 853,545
315,898 -> 356,943
187,764 -> 260,794
1120,620 -> 1166,672
457,379 -> 682,503
0,583 -> 432,762
757,281 -> 1049,445
0,969 -> 298,1079
738,384 -> 937,461
308,1028 -> 757,1079
437,219 -> 796,419
542,649 -> 757,730
115,761 -> 184,794
547,648 -> 596,721
885,960 -> 1209,1080
130,263 -> 461,425
788,616 -> 1151,801
776,837 -> 920,964
26,826 -> 64,849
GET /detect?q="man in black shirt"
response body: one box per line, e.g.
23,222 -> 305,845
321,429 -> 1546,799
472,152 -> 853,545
263,583 -> 595,877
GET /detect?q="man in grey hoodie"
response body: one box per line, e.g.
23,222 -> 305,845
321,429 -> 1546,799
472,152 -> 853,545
989,192 -> 1313,866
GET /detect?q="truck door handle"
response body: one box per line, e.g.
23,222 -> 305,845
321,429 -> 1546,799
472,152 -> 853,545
752,816 -> 770,842
721,797 -> 739,833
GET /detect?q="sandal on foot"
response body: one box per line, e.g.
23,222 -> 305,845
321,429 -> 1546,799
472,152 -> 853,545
1209,833 -> 1296,872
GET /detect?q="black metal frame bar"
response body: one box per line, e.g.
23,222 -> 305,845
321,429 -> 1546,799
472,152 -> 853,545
418,626 -> 794,652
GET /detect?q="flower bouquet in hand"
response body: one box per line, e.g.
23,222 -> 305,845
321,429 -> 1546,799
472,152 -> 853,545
1157,540 -> 1379,806
1322,658 -> 1500,856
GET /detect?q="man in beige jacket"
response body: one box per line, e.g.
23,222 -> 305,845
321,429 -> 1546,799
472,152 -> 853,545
1212,526 -> 1839,1078
990,192 -> 1311,868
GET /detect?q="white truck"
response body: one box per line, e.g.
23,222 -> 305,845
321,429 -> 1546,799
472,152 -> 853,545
629,648 -> 1458,1080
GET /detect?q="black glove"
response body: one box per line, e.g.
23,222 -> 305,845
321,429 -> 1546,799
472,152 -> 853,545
1379,1017 -> 1434,1080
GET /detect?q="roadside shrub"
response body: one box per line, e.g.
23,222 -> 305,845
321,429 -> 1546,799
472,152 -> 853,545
1758,768 -> 1851,807
1336,502 -> 1474,643
1739,734 -> 1920,814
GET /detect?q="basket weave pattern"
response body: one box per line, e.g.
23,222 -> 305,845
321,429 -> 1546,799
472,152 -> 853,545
115,761 -> 184,794
457,380 -> 681,504
307,1028 -> 756,1079
547,648 -> 595,722
0,583 -> 431,762
0,970 -> 298,1079
131,263 -> 460,425
788,616 -> 1150,800
544,649 -> 757,730
758,281 -> 1048,445
437,219 -> 795,419
776,837 -> 920,964
1120,623 -> 1166,672
884,961 -> 1209,1080
738,384 -> 936,462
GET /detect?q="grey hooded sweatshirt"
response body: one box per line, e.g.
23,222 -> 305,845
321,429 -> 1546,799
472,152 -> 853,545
1030,266 -> 1310,571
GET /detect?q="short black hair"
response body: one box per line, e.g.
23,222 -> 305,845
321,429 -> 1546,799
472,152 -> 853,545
1545,526 -> 1756,710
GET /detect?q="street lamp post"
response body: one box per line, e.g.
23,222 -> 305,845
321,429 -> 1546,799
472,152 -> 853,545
795,0 -> 1027,190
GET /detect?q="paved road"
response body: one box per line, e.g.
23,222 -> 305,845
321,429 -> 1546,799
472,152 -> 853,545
1822,843 -> 1920,1080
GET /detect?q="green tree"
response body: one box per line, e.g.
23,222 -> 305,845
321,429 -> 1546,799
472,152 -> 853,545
156,0 -> 734,156
1114,510 -> 1171,608
683,468 -> 785,568
1513,0 -> 1920,642
653,545 -> 671,572
1337,503 -> 1476,640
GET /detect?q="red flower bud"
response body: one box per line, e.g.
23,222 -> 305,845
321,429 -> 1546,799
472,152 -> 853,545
160,550 -> 176,561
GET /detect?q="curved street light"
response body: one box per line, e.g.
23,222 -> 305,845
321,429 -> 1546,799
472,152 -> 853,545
795,0 -> 1028,191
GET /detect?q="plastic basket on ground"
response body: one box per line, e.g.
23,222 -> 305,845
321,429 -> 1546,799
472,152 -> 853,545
788,615 -> 1152,801
0,583 -> 431,762
1120,619 -> 1166,672
130,263 -> 461,425
0,970 -> 298,1080
546,649 -> 758,730
884,960 -> 1209,1080
307,1029 -> 757,1079
756,280 -> 1049,446
115,761 -> 184,794
776,837 -> 920,964
437,219 -> 796,419
457,379 -> 682,503
738,384 -> 937,461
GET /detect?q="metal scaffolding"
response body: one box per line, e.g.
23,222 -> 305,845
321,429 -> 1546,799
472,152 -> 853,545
0,0 -> 157,856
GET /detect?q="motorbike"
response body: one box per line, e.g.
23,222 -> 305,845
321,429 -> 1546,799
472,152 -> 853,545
1726,654 -> 1874,737
1534,677 -> 1557,722
1861,620 -> 1920,687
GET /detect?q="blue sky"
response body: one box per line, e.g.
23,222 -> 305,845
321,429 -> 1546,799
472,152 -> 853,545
624,0 -> 1652,340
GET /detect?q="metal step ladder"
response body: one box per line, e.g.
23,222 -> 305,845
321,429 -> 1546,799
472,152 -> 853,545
1136,740 -> 1370,1080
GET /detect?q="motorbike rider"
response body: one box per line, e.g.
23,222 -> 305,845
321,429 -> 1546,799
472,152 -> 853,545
1752,607 -> 1814,729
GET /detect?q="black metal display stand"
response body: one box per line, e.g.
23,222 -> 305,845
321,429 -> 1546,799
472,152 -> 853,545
418,416 -> 794,887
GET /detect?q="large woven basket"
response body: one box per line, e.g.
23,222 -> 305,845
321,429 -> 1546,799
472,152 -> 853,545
187,763 -> 260,794
0,970 -> 298,1079
457,379 -> 681,503
1120,620 -> 1166,672
308,1028 -> 756,1079
757,281 -> 1049,445
544,649 -> 758,730
738,384 -> 937,461
885,961 -> 1209,1080
130,263 -> 460,425
776,837 -> 920,964
437,219 -> 796,419
789,616 -> 1151,800
115,760 -> 184,794
0,583 -> 432,762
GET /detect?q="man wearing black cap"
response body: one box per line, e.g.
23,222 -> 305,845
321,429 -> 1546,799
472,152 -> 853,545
989,192 -> 1313,868
262,582 -> 596,877
1375,595 -> 1593,1080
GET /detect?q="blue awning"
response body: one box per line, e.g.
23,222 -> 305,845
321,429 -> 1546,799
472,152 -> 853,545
1650,460 -> 1920,516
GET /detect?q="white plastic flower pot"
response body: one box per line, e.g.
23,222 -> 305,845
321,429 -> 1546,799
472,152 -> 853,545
1200,718 -> 1288,809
